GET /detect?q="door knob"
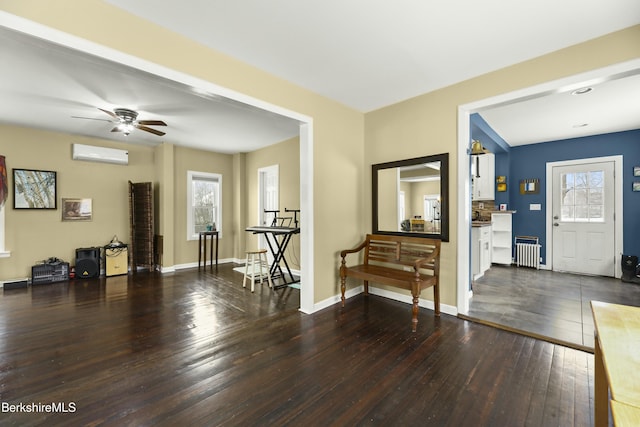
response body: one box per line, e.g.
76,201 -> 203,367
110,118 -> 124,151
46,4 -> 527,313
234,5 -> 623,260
553,222 -> 559,226
553,215 -> 559,220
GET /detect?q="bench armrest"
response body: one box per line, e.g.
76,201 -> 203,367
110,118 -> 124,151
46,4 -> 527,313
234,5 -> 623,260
340,240 -> 368,260
413,245 -> 440,272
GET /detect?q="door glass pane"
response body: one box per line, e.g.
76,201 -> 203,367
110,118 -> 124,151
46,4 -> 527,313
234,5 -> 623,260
559,170 -> 604,222
589,204 -> 604,220
561,205 -> 574,221
575,188 -> 587,205
575,205 -> 588,222
589,188 -> 603,204
589,170 -> 603,187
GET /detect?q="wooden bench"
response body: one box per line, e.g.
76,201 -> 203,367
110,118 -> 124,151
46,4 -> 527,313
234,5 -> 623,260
339,234 -> 441,331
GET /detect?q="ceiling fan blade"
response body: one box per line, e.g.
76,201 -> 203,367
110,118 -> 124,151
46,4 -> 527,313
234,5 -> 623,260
98,108 -> 119,120
136,124 -> 166,136
137,120 -> 167,126
110,126 -> 123,133
71,116 -> 113,122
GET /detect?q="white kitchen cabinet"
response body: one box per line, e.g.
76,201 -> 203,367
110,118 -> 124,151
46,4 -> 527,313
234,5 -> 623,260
472,153 -> 495,201
491,212 -> 513,265
472,224 -> 492,280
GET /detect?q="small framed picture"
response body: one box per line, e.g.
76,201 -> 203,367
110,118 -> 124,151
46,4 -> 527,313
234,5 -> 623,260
633,182 -> 640,192
497,183 -> 507,192
62,198 -> 92,221
499,204 -> 507,211
634,166 -> 640,177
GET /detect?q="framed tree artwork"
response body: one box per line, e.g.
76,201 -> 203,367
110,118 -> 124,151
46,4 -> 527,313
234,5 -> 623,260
13,169 -> 57,209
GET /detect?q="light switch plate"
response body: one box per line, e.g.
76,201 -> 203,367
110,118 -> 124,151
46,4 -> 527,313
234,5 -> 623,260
530,203 -> 541,211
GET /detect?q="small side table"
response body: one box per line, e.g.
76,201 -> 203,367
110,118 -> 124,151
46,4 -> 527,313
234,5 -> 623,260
198,231 -> 219,270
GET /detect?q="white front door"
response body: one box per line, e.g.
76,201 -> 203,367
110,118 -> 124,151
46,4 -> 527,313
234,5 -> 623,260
551,160 -> 615,276
258,165 -> 279,263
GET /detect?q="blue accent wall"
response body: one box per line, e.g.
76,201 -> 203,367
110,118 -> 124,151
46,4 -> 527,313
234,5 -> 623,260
471,113 -> 511,206
510,129 -> 640,264
494,151 -> 510,207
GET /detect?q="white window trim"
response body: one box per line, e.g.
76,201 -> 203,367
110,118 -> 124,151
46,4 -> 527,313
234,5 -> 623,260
186,170 -> 222,241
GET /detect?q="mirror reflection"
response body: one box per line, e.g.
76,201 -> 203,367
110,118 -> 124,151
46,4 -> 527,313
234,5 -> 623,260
372,153 -> 449,241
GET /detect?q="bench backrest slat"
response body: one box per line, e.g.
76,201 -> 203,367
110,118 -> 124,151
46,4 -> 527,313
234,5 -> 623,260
364,234 -> 440,271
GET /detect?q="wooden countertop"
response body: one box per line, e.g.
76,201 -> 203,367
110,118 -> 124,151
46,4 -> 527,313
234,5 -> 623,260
591,301 -> 640,411
612,401 -> 640,426
471,221 -> 492,227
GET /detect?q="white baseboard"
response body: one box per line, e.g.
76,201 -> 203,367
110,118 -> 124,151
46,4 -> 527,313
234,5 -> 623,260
171,257 -> 237,272
310,285 -> 457,316
308,284 -> 364,314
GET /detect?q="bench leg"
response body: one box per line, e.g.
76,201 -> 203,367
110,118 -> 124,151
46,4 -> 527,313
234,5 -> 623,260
411,293 -> 419,332
340,274 -> 346,307
363,280 -> 369,296
434,282 -> 440,316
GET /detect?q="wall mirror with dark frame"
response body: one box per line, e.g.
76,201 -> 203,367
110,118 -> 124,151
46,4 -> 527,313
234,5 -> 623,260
372,153 -> 449,242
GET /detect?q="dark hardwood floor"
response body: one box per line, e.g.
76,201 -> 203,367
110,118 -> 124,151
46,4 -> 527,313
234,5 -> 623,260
463,265 -> 640,351
1,264 -> 595,426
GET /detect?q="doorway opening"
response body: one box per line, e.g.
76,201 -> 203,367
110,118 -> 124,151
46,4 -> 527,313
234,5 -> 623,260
457,59 -> 640,315
258,164 -> 279,264
2,13 -> 316,313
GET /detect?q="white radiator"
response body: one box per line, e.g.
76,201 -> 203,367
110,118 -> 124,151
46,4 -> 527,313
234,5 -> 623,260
515,236 -> 540,269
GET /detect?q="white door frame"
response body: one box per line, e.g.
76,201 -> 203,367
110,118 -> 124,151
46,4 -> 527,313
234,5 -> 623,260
545,156 -> 623,278
457,59 -> 640,315
258,164 -> 279,227
258,164 -> 279,263
0,13 -> 316,313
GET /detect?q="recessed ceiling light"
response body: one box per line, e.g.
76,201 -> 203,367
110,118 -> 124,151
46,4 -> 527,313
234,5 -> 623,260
571,87 -> 593,95
572,123 -> 589,128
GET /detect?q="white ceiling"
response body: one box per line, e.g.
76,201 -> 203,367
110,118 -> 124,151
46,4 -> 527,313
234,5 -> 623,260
0,24 -> 301,154
1,2 -> 640,152
478,71 -> 640,146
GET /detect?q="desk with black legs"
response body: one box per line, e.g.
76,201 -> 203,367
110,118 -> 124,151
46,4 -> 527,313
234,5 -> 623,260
245,226 -> 300,289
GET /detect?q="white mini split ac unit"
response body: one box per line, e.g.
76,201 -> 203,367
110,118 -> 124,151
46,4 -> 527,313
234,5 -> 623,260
72,143 -> 128,165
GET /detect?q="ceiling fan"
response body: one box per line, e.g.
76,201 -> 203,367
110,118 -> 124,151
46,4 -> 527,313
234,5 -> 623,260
73,108 -> 167,136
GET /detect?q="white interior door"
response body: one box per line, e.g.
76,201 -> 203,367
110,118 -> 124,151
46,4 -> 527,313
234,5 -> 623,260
258,165 -> 279,263
551,160 -> 615,276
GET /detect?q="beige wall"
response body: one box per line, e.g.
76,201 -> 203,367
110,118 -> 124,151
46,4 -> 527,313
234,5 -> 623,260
245,137 -> 301,270
408,180 -> 440,219
172,146 -> 235,266
0,124 -> 155,278
1,2 -> 638,308
0,125 -> 297,279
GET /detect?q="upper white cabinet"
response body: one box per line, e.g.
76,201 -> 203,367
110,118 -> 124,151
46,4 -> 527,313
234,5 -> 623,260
472,153 -> 495,201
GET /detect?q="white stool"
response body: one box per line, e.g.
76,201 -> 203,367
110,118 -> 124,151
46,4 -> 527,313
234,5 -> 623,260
243,249 -> 273,292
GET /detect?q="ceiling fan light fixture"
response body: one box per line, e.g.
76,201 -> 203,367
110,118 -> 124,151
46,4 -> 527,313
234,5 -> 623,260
117,122 -> 134,135
114,108 -> 139,122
